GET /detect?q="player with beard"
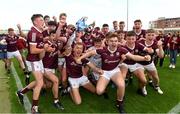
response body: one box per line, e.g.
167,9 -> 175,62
43,21 -> 57,37
111,21 -> 119,32
133,19 -> 146,41
77,33 -> 151,113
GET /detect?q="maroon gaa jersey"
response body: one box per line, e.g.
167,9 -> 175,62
43,40 -> 58,69
81,34 -> 93,49
96,46 -> 129,71
138,39 -> 158,65
134,29 -> 146,41
5,35 -> 19,52
65,54 -> 89,78
42,30 -> 50,37
123,42 -> 146,65
26,26 -> 44,62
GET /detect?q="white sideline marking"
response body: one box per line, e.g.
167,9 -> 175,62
11,63 -> 31,113
168,102 -> 180,114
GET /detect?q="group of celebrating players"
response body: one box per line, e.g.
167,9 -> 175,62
0,12 -> 179,114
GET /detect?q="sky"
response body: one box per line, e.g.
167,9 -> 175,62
0,0 -> 179,31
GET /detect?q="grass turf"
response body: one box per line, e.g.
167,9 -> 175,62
10,56 -> 180,113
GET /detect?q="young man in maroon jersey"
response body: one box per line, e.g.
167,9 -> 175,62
118,21 -> 127,36
116,30 -> 126,46
101,24 -> 109,37
55,13 -> 69,93
133,19 -> 146,41
119,21 -> 125,32
77,33 -> 151,113
5,28 -> 26,74
56,13 -> 67,41
63,42 -> 103,105
17,31 -> 64,111
16,14 -> 49,113
57,24 -> 77,96
111,21 -> 118,32
119,31 -> 153,96
43,21 -> 57,38
43,15 -> 50,27
138,29 -> 164,94
42,30 -> 64,110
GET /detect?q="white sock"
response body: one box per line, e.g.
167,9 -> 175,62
54,99 -> 59,103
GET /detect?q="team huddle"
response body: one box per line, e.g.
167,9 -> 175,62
1,12 -> 179,114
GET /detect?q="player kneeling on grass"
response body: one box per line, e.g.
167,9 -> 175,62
119,31 -> 154,96
63,42 -> 103,105
77,33 -> 151,113
137,29 -> 164,94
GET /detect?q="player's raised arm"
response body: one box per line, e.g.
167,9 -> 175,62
17,24 -> 26,38
156,40 -> 164,58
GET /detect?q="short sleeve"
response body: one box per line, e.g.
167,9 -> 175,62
118,47 -> 129,55
82,58 -> 90,65
96,48 -> 105,55
28,32 -> 37,45
153,41 -> 158,50
137,42 -> 145,51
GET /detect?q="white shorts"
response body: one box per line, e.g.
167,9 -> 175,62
58,58 -> 66,68
92,71 -> 100,81
101,67 -> 121,80
120,63 -> 142,72
68,76 -> 89,88
137,62 -> 157,71
58,58 -> 65,65
26,60 -> 44,73
44,68 -> 55,74
7,50 -> 21,59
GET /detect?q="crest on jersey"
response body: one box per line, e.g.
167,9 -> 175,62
90,39 -> 93,42
135,49 -> 139,53
110,53 -> 114,56
116,52 -> 120,56
40,35 -> 43,39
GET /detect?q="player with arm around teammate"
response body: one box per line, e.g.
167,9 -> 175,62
77,33 -> 151,113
